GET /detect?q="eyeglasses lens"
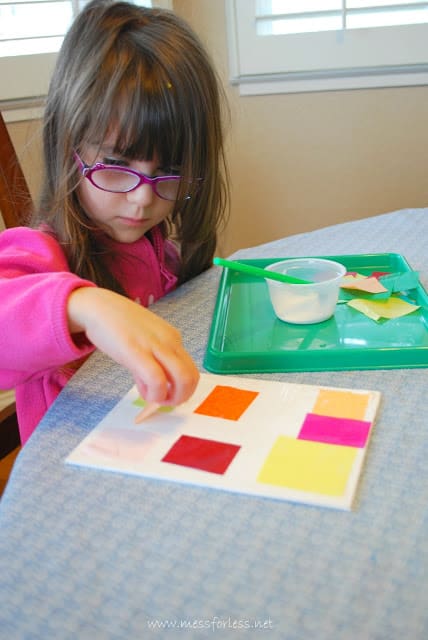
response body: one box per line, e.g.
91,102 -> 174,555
91,168 -> 139,192
90,167 -> 183,201
157,180 -> 182,201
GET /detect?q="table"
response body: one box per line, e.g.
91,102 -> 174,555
1,208 -> 427,640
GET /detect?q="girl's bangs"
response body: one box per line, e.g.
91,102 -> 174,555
112,72 -> 186,169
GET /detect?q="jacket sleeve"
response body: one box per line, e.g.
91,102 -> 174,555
0,227 -> 96,388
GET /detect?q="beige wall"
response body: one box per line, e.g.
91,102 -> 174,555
4,0 -> 428,255
175,0 -> 428,256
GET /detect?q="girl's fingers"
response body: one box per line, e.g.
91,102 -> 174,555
155,345 -> 199,405
132,354 -> 172,403
132,344 -> 199,406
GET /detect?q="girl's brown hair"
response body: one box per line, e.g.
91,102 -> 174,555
35,0 -> 229,289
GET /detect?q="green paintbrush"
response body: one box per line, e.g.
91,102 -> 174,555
213,257 -> 311,285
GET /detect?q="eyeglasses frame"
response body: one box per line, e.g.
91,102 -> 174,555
74,151 -> 195,201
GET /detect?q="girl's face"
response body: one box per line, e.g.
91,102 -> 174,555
76,139 -> 176,244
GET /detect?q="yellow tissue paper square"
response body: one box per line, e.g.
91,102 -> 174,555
347,297 -> 420,321
257,436 -> 357,497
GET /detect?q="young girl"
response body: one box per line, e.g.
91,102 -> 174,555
0,0 -> 229,445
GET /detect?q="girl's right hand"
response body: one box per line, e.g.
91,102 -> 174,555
67,286 -> 199,406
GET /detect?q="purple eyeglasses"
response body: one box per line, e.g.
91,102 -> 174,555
74,152 -> 195,201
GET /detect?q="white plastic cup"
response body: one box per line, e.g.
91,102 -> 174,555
264,258 -> 346,324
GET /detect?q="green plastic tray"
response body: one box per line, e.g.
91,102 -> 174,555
203,253 -> 428,373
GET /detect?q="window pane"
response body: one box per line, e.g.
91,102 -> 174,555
256,1 -> 343,35
0,3 -> 72,40
256,0 -> 428,35
0,0 -> 154,57
348,8 -> 428,28
256,0 -> 341,15
257,15 -> 342,35
348,0 -> 427,7
348,2 -> 428,29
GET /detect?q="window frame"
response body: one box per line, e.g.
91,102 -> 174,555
226,0 -> 428,95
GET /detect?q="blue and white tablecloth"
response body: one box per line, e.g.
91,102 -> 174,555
0,208 -> 427,639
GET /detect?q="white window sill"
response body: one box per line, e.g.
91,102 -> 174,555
234,66 -> 428,96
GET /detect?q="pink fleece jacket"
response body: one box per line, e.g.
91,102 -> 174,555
0,225 -> 179,445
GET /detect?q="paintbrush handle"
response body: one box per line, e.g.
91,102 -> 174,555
213,257 -> 310,285
134,401 -> 160,424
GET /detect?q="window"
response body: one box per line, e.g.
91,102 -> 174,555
226,0 -> 428,94
0,0 -> 171,116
